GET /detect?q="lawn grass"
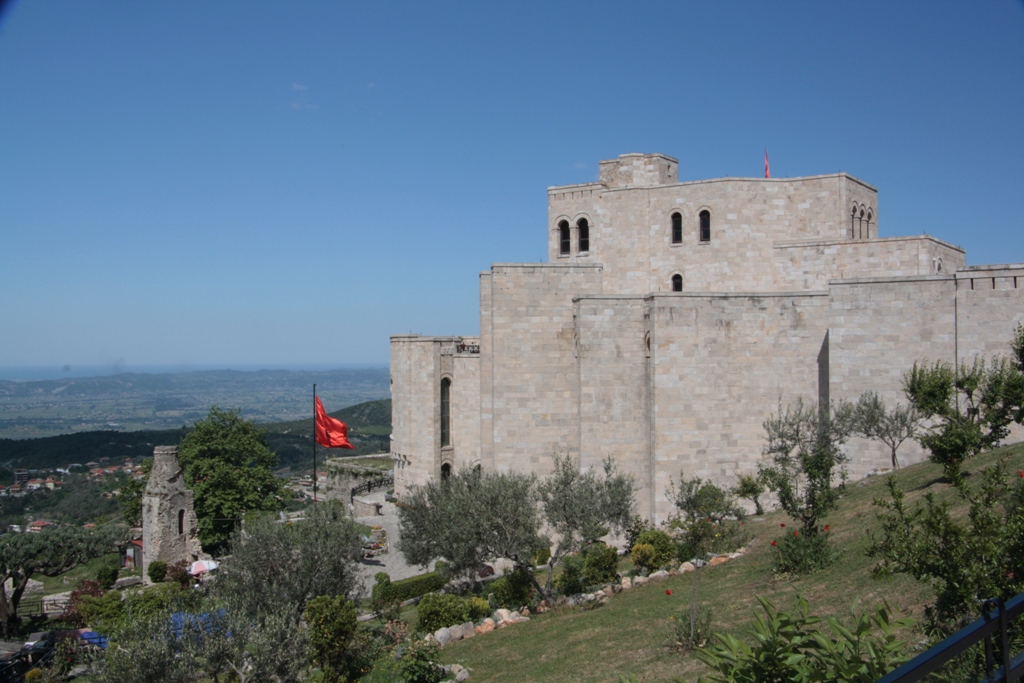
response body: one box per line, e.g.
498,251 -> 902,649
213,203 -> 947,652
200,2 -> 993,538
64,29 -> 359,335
35,553 -> 120,595
439,441 -> 1024,683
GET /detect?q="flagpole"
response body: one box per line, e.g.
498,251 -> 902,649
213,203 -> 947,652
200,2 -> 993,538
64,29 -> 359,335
312,383 -> 317,504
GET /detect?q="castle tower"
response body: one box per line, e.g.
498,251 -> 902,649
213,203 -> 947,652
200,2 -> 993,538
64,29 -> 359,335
141,446 -> 203,582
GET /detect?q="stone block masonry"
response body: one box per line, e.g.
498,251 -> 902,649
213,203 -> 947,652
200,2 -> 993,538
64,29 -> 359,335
390,152 -> 1023,523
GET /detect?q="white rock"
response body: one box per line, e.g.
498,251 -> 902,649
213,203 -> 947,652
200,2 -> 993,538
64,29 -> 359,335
620,577 -> 632,589
460,622 -> 475,639
649,570 -> 670,581
680,562 -> 695,573
633,575 -> 649,586
434,627 -> 452,646
494,608 -> 512,623
452,664 -> 471,682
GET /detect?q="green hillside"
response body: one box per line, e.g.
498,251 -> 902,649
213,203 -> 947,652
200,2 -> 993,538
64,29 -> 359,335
0,399 -> 392,470
439,440 -> 1024,683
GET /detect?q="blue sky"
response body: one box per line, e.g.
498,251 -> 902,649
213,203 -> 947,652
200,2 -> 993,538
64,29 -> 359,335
1,1 -> 1022,373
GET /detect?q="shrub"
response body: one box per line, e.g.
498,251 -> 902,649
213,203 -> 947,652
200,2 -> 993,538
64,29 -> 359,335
769,527 -> 835,575
378,571 -> 445,604
147,560 -> 167,584
416,593 -> 468,633
669,476 -> 744,524
554,553 -> 587,596
531,545 -> 551,567
624,516 -> 652,551
304,595 -> 360,683
630,543 -> 657,573
62,579 -> 104,627
582,542 -> 619,586
695,596 -> 914,683
634,529 -> 675,568
96,561 -> 119,590
166,559 -> 192,588
466,596 -> 491,621
370,573 -> 401,621
490,568 -> 534,608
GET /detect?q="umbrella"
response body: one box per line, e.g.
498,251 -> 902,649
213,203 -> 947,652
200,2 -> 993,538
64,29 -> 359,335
189,559 -> 219,575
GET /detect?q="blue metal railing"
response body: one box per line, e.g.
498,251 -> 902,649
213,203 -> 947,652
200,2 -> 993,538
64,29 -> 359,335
876,592 -> 1024,683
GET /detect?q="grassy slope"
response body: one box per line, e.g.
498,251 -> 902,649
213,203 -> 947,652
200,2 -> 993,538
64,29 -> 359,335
442,441 -> 1024,683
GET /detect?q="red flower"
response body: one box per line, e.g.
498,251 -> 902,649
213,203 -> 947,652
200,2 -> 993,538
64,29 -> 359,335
824,525 -> 830,532
1017,470 -> 1024,479
771,540 -> 777,546
666,589 -> 672,595
780,523 -> 786,528
793,531 -> 799,537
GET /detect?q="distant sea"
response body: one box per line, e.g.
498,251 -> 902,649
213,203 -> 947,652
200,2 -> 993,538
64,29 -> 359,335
0,363 -> 388,382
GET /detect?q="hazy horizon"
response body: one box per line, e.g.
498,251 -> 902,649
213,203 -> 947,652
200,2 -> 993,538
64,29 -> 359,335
0,363 -> 389,383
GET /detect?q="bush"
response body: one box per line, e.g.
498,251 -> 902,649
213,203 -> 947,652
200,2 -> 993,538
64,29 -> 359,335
630,543 -> 657,573
416,593 -> 468,633
669,476 -> 744,523
305,595 -> 360,683
624,516 -> 652,551
583,542 -> 619,586
166,559 -> 192,588
695,596 -> 914,683
769,526 -> 835,575
490,568 -> 534,608
531,545 -> 551,567
147,561 -> 167,584
466,596 -> 491,621
370,573 -> 401,621
62,579 -> 104,627
634,530 -> 675,568
554,553 -> 586,596
375,572 -> 446,605
96,561 -> 119,590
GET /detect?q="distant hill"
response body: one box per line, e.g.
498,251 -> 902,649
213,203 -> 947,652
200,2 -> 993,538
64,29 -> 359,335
0,399 -> 392,471
0,367 -> 390,439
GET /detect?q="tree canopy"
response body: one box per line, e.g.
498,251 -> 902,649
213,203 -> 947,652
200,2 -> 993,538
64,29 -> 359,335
177,406 -> 284,549
0,524 -> 122,626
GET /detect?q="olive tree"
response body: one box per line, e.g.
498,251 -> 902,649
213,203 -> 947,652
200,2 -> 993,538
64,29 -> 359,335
854,392 -> 923,470
398,469 -> 546,591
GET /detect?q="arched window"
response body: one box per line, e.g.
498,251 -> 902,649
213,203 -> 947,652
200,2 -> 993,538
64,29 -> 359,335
577,218 -> 589,253
859,207 -> 866,239
699,210 -> 711,242
440,378 -> 451,448
850,205 -> 858,239
671,274 -> 683,292
178,509 -> 185,536
558,221 -> 570,256
441,463 -> 452,480
671,212 -> 682,244
865,209 -> 873,238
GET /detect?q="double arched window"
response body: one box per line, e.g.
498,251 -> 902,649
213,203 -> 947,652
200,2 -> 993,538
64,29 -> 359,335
558,221 -> 570,256
577,218 -> 589,253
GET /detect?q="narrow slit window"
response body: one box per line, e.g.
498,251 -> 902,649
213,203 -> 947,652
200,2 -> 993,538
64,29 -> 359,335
577,218 -> 589,253
671,212 -> 682,244
699,210 -> 711,242
440,378 -> 451,447
671,274 -> 683,291
558,221 -> 570,255
178,509 -> 185,535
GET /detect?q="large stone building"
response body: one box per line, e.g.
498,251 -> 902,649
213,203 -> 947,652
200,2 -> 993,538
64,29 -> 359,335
390,152 -> 1024,523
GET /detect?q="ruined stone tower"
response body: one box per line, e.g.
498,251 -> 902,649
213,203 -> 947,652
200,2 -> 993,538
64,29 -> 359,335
142,446 -> 203,582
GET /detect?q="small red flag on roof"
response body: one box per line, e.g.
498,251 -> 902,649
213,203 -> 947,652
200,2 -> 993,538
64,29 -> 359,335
315,396 -> 354,449
764,149 -> 770,178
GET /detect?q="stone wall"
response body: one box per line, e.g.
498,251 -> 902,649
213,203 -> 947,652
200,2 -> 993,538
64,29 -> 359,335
576,296 -> 652,516
141,446 -> 202,582
648,292 -> 829,521
482,263 -> 603,478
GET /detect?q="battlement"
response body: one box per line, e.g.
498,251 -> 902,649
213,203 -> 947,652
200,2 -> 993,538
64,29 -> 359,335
598,152 -> 679,188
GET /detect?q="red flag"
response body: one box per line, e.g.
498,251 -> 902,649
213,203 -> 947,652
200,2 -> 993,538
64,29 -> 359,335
315,396 -> 354,449
764,149 -> 770,178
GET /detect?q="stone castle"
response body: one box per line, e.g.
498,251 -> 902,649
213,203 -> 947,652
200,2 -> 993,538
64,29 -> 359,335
390,152 -> 1024,522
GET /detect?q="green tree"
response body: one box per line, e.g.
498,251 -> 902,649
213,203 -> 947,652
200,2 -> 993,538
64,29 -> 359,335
868,461 -> 1024,633
854,392 -> 922,470
537,455 -> 636,597
0,524 -> 122,628
304,595 -> 362,683
760,398 -> 856,536
668,475 -> 744,523
177,407 -> 284,549
215,500 -> 363,620
732,473 -> 767,516
904,357 -> 1024,485
398,468 -> 547,594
